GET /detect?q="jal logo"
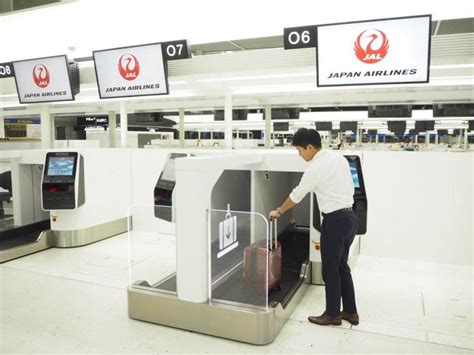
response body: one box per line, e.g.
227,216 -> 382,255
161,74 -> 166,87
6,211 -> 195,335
118,53 -> 140,81
354,29 -> 389,64
32,64 -> 50,88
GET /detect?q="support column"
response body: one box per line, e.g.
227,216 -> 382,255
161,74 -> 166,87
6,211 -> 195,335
40,105 -> 53,149
264,105 -> 271,148
120,101 -> 128,148
108,111 -> 117,148
179,108 -> 185,148
0,109 -> 5,139
425,131 -> 430,148
224,94 -> 232,149
463,129 -> 468,149
435,133 -> 439,145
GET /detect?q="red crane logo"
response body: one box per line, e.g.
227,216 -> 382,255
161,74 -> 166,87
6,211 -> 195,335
32,64 -> 50,88
354,29 -> 389,64
118,53 -> 140,80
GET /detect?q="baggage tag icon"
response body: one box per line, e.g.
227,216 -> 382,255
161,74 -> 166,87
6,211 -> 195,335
217,205 -> 239,259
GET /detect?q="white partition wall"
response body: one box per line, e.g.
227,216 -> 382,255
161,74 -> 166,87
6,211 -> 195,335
360,151 -> 473,266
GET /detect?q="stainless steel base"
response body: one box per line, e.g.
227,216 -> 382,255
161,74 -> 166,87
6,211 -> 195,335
0,230 -> 54,263
52,217 -> 127,247
311,235 -> 361,285
0,218 -> 128,263
128,264 -> 310,345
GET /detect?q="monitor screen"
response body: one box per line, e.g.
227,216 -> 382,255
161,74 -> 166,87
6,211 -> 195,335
317,15 -> 430,87
161,158 -> 176,181
349,161 -> 360,189
93,43 -> 168,99
273,122 -> 289,132
316,121 -> 333,131
415,120 -> 435,132
387,120 -> 407,134
13,55 -> 74,104
160,153 -> 187,182
47,156 -> 75,176
340,121 -> 357,132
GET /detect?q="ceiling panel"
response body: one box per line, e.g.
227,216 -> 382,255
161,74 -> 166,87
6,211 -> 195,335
437,17 -> 474,35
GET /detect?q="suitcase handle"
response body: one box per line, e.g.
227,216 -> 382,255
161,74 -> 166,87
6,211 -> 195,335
269,218 -> 278,251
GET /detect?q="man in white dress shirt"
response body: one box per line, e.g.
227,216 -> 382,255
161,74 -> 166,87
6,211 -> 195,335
269,128 -> 359,326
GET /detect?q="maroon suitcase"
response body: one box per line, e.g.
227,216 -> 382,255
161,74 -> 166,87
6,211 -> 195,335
243,219 -> 281,292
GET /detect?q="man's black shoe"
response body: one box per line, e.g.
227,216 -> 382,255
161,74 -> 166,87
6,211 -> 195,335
341,311 -> 359,325
308,313 -> 342,326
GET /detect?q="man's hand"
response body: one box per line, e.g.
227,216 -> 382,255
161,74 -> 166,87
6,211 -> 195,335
269,210 -> 281,220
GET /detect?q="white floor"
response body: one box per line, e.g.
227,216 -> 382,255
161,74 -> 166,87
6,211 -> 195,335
0,232 -> 473,354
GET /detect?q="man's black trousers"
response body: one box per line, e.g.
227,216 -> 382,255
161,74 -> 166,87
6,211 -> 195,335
320,209 -> 358,317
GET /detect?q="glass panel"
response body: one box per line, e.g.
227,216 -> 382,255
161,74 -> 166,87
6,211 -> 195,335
128,204 -> 176,294
208,208 -> 272,311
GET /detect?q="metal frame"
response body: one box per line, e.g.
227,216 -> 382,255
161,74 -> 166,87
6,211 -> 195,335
128,262 -> 310,345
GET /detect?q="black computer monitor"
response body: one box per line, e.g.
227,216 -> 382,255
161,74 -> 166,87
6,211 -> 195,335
387,121 -> 406,135
387,121 -> 406,132
340,121 -> 357,132
315,121 -> 332,131
415,120 -> 435,132
273,122 -> 289,131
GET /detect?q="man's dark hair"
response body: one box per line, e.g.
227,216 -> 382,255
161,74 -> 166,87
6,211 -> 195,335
292,128 -> 322,149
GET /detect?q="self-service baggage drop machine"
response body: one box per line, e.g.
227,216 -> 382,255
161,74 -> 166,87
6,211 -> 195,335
127,151 -> 368,345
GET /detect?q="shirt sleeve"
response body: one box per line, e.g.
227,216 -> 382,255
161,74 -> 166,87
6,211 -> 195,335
289,166 -> 319,204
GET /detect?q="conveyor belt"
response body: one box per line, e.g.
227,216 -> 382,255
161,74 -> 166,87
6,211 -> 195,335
211,228 -> 309,306
153,227 -> 309,307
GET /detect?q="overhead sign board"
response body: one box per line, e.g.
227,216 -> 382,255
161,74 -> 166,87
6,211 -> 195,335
316,15 -> 431,87
0,62 -> 14,78
283,25 -> 317,50
13,55 -> 75,104
161,39 -> 191,61
94,40 -> 192,99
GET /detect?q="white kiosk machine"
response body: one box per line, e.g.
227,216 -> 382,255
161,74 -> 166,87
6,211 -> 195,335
42,152 -> 84,210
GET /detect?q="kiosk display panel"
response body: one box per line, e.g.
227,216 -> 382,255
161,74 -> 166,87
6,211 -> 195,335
46,156 -> 76,176
349,161 -> 360,188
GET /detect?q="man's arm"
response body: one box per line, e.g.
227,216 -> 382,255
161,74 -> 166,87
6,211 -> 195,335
268,165 -> 318,219
269,196 -> 296,219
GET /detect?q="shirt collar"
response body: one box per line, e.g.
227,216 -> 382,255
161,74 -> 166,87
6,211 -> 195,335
310,148 -> 326,163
